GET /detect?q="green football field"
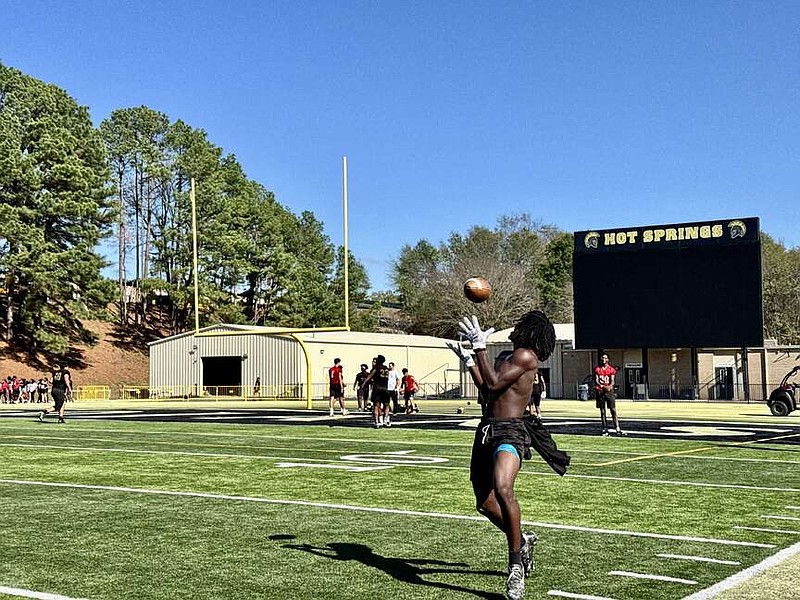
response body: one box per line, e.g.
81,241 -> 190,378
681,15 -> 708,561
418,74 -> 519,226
1,401 -> 799,600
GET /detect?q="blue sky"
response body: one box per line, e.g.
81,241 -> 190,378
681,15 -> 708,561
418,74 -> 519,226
2,1 -> 798,291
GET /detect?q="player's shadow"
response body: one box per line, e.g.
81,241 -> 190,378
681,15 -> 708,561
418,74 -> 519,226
284,541 -> 506,599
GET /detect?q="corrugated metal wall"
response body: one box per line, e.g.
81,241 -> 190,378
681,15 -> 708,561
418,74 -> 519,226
148,326 -> 571,400
149,327 -> 302,397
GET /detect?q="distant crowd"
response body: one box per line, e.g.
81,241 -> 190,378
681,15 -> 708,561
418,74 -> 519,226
1,375 -> 51,404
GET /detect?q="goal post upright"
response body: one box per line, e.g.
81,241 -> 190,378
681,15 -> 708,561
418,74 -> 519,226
342,156 -> 350,330
189,159 -> 353,409
191,177 -> 200,334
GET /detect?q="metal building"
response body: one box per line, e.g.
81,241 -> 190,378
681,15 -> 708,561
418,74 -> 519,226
148,325 -> 472,402
149,323 -> 575,405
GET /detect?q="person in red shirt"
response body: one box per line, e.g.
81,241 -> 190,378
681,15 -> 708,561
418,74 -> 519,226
594,352 -> 625,436
400,368 -> 419,414
328,358 -> 348,417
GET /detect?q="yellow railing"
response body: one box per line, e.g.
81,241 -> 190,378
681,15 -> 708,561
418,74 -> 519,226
73,386 -> 111,401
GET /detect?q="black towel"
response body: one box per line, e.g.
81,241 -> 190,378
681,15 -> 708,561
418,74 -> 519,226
524,416 -> 571,476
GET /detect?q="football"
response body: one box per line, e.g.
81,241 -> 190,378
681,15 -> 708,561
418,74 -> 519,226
463,276 -> 491,303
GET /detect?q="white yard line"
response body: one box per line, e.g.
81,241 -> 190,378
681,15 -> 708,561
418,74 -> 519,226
680,540 -> 800,600
0,478 -> 776,548
761,515 -> 800,522
566,473 -> 800,493
0,586 -> 87,600
656,554 -> 740,565
609,570 -> 697,584
0,425 -> 479,447
9,432 -> 800,464
733,526 -> 800,535
3,442 -> 799,494
548,591 -> 618,600
786,506 -> 800,510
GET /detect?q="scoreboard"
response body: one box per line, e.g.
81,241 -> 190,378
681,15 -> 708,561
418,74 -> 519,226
573,217 -> 763,349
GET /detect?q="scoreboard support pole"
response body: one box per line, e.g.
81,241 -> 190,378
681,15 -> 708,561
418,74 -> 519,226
741,346 -> 750,403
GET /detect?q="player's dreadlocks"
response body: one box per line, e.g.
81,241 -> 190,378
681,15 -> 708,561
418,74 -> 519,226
512,310 -> 556,361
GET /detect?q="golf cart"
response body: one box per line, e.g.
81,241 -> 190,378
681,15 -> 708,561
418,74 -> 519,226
767,366 -> 800,417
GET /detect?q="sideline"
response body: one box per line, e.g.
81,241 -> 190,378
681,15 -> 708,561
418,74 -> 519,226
680,540 -> 800,600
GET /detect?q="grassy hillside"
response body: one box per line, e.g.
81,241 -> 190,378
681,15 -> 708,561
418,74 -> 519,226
0,320 -> 151,390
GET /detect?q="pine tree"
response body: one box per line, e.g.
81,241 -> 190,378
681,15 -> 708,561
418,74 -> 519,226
0,63 -> 115,354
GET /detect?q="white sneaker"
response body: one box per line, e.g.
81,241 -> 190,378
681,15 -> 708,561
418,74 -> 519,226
341,409 -> 349,416
506,564 -> 525,600
329,408 -> 335,417
385,419 -> 392,427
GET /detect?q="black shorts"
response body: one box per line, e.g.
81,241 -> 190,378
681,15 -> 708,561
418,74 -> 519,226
52,389 -> 67,411
470,419 -> 528,485
372,387 -> 390,406
596,389 -> 616,409
329,384 -> 343,398
471,416 -> 571,482
403,391 -> 415,401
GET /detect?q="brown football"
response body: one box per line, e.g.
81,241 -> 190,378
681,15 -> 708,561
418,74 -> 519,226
463,277 -> 491,303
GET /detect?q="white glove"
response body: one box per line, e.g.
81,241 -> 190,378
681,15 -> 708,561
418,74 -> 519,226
458,315 -> 495,350
446,341 -> 475,368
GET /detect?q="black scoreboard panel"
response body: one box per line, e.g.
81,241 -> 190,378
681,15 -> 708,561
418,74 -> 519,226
573,218 -> 763,349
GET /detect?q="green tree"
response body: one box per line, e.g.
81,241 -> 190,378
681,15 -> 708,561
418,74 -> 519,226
0,63 -> 115,354
536,232 -> 574,322
762,235 -> 800,344
99,105 -> 170,324
99,104 -> 375,335
393,215 -> 568,337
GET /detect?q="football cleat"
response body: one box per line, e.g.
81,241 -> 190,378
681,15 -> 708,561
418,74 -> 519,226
506,564 -> 525,600
520,531 -> 538,576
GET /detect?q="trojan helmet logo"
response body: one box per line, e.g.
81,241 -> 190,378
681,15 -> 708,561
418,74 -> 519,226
584,231 -> 600,249
728,220 -> 747,239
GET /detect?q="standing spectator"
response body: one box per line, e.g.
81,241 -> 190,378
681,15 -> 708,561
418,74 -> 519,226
328,358 -> 348,417
38,378 -> 49,404
19,379 -> 29,403
11,375 -> 20,403
253,377 -> 261,397
528,372 -> 546,419
400,368 -> 419,414
1,377 -> 9,404
26,378 -> 38,404
353,364 -> 370,412
387,362 -> 402,414
39,363 -> 72,424
594,352 -> 625,436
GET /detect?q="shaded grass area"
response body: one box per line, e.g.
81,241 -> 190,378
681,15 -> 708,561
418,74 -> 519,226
1,412 -> 799,599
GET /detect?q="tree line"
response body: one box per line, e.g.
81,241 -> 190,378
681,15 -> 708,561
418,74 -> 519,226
1,62 -> 798,358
